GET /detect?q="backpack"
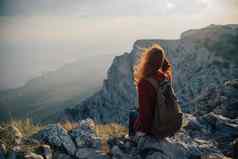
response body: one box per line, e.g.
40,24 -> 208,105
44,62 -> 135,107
146,77 -> 183,138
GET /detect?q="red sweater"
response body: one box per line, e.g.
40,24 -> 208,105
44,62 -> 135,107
133,68 -> 172,135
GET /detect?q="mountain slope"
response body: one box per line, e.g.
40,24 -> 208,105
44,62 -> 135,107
0,54 -> 114,123
66,24 -> 238,124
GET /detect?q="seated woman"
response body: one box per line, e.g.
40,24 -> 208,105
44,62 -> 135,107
129,44 -> 172,138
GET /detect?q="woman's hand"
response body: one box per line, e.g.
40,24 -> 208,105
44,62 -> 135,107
162,57 -> 171,72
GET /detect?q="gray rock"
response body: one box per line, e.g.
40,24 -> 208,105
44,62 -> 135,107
111,145 -> 129,159
35,124 -> 76,156
70,119 -> 100,149
53,152 -> 72,159
108,133 -> 225,159
75,148 -> 108,159
233,138 -> 238,159
137,136 -> 192,159
79,118 -> 96,131
198,112 -> 238,155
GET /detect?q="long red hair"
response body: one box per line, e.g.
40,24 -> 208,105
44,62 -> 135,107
133,44 -> 167,85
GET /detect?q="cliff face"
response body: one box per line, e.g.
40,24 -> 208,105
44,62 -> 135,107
66,24 -> 238,124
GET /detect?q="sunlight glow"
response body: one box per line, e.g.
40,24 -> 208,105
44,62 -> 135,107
167,2 -> 176,10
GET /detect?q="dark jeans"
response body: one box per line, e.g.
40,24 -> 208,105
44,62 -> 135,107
129,110 -> 139,137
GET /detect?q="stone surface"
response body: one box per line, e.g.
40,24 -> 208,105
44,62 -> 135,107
70,118 -> 101,149
75,148 -> 108,159
53,152 -> 72,159
233,138 -> 238,159
34,124 -> 76,156
108,135 -> 225,159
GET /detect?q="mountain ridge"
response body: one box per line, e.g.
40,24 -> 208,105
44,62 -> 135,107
65,24 -> 238,124
0,54 -> 114,123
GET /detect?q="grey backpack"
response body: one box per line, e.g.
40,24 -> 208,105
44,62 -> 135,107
146,77 -> 183,138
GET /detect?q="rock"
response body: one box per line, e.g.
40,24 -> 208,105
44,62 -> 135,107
53,152 -> 72,159
224,79 -> 238,89
111,145 -> 129,159
79,118 -> 96,131
137,136 -> 192,159
71,128 -> 99,148
233,139 -> 238,159
198,113 -> 238,155
35,124 -> 76,156
107,136 -> 136,154
25,152 -> 44,159
70,119 -> 100,149
107,134 -> 226,159
200,153 -> 231,159
75,148 -> 109,159
24,138 -> 41,145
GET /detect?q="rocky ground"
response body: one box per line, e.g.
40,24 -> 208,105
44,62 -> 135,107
0,114 -> 238,159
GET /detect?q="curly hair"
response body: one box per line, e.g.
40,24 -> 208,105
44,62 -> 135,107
133,44 -> 167,85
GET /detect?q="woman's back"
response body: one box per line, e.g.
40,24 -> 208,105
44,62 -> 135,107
133,69 -> 172,135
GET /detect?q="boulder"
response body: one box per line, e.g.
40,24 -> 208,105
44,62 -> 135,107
53,152 -> 73,159
233,138 -> 238,159
34,124 -> 76,156
108,133 -> 225,159
198,112 -> 238,155
70,118 -> 100,149
75,148 -> 109,159
111,145 -> 132,159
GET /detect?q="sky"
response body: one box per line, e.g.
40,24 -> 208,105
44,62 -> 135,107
0,0 -> 238,90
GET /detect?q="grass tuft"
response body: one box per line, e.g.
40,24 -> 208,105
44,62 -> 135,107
95,123 -> 128,153
0,118 -> 44,151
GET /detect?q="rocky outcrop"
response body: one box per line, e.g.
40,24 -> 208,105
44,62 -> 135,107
66,24 -> 238,124
1,117 -> 237,159
60,24 -> 238,158
34,124 -> 77,156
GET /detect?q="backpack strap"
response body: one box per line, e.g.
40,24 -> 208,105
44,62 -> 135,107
146,77 -> 159,92
146,77 -> 169,90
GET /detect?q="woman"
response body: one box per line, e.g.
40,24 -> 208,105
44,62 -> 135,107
129,44 -> 172,138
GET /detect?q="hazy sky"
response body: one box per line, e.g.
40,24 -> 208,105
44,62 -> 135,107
0,0 -> 238,90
